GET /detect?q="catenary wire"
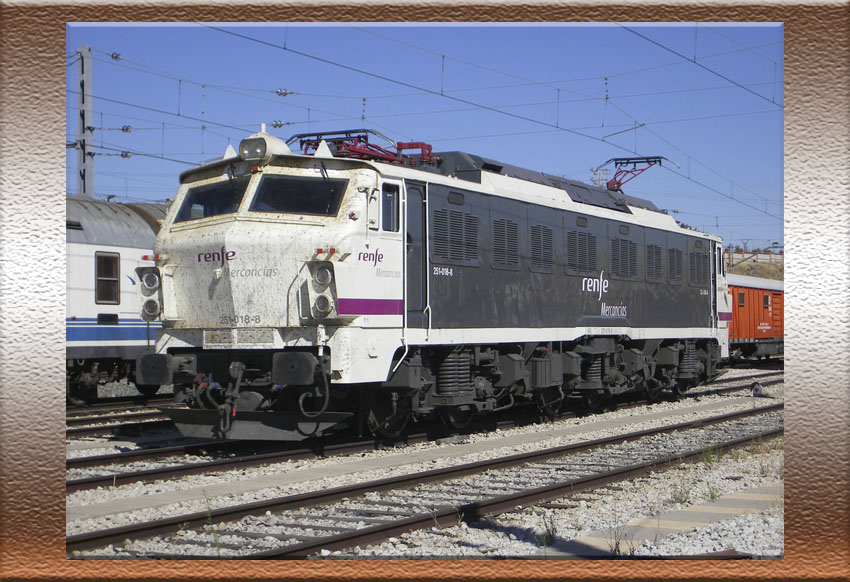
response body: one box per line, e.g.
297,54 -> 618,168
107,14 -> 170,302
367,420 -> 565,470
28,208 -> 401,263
618,25 -> 783,108
202,24 -> 782,221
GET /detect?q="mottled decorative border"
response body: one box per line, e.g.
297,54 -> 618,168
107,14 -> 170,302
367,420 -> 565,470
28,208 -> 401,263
0,4 -> 847,581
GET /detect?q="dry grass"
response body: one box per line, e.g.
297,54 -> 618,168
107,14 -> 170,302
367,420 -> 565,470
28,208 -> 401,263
729,261 -> 783,280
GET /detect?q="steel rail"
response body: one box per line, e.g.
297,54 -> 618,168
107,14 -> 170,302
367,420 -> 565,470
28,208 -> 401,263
66,374 -> 782,491
251,427 -> 783,558
66,438 -> 405,493
66,395 -> 174,415
67,402 -> 782,555
66,419 -> 174,438
705,370 -> 782,385
66,410 -> 166,427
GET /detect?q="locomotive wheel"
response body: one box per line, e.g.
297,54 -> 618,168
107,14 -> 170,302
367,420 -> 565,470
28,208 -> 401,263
670,383 -> 683,399
135,384 -> 160,398
537,387 -> 564,419
67,383 -> 96,406
582,390 -> 607,413
644,382 -> 663,403
439,405 -> 475,431
367,389 -> 412,439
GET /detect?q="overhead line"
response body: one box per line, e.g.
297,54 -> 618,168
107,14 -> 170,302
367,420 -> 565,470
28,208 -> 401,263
659,165 -> 781,219
619,25 -> 783,109
204,24 -> 781,221
91,54 -> 357,117
201,25 -> 637,154
604,99 -> 780,208
90,47 -> 405,130
352,26 -> 781,97
68,89 -> 251,133
351,26 -> 589,99
93,42 -> 782,118
91,144 -> 197,166
703,26 -> 782,67
348,24 -> 781,213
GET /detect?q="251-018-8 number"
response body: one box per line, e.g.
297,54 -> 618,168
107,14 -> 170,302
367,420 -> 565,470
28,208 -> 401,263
433,266 -> 454,276
219,314 -> 261,325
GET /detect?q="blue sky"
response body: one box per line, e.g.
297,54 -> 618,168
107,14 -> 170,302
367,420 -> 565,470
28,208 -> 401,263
66,23 -> 784,251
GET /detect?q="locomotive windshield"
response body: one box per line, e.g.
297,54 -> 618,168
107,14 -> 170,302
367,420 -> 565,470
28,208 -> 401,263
250,174 -> 348,217
174,175 -> 251,223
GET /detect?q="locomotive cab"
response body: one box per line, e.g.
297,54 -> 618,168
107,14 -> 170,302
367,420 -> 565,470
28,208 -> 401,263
136,129 -> 407,438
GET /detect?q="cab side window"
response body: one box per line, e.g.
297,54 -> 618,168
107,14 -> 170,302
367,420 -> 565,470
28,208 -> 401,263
382,184 -> 399,232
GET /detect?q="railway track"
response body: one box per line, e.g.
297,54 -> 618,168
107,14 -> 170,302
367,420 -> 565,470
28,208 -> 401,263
66,395 -> 174,416
66,409 -> 167,429
66,439 -> 394,493
66,373 -> 783,493
66,418 -> 174,439
67,402 -> 783,558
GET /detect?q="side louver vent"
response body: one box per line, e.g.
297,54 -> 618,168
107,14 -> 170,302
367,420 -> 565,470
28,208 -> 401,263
530,224 -> 554,272
433,208 -> 480,266
492,218 -> 519,269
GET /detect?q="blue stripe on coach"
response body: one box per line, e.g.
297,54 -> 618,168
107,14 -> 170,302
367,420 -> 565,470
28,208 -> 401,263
66,320 -> 161,342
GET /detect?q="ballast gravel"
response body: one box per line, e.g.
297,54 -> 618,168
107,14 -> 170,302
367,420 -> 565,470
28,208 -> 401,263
67,384 -> 783,516
331,442 -> 783,559
67,370 -> 783,558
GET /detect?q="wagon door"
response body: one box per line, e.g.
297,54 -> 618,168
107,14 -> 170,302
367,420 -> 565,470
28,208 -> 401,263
771,291 -> 783,336
405,181 -> 428,328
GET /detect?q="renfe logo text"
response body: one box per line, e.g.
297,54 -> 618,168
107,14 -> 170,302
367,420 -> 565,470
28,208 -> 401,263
358,249 -> 384,267
198,246 -> 236,266
582,270 -> 609,301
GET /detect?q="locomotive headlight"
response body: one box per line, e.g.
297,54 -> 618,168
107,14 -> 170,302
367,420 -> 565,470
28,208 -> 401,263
141,271 -> 160,292
142,298 -> 161,320
136,266 -> 162,297
314,265 -> 333,287
314,294 -> 333,317
239,137 -> 267,161
238,129 -> 291,163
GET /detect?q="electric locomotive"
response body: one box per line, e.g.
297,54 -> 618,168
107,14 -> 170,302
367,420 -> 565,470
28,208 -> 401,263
136,127 -> 731,440
67,195 -> 165,404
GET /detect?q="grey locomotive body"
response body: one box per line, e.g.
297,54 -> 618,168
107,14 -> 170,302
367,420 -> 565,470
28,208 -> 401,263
136,129 -> 730,439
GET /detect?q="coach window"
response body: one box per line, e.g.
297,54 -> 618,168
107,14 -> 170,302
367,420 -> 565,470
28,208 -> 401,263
738,292 -> 745,307
763,294 -> 770,308
382,184 -> 399,232
95,252 -> 120,305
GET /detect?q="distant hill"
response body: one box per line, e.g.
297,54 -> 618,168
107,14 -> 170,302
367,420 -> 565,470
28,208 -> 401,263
728,261 -> 784,281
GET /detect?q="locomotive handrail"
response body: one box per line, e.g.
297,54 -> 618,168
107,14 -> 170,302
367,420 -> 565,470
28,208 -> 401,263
392,181 -> 410,375
285,128 -> 397,148
423,183 -> 432,340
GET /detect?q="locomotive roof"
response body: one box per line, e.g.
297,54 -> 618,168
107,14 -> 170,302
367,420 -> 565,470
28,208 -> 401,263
726,273 -> 784,291
416,151 -> 662,216
183,137 -> 661,217
66,196 -> 166,248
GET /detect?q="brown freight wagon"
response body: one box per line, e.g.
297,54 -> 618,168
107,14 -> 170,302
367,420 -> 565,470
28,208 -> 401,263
726,274 -> 784,358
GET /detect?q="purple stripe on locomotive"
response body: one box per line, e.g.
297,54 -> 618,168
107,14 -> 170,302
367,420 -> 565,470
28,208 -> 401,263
336,298 -> 404,315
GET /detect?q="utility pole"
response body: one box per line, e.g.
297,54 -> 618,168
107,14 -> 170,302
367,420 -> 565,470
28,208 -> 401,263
76,45 -> 94,197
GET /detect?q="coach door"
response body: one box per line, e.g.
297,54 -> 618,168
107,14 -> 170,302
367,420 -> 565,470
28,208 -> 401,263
405,181 -> 428,328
